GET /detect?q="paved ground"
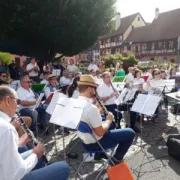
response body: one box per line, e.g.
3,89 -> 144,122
40,107 -> 180,180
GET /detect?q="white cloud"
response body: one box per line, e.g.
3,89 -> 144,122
116,0 -> 180,22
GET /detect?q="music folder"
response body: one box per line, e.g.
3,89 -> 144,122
49,97 -> 87,129
131,94 -> 161,116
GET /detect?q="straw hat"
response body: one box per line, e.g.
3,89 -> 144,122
77,75 -> 98,87
48,74 -> 57,80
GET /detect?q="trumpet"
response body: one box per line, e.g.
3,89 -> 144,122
17,114 -> 48,164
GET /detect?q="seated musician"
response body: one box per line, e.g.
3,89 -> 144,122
77,75 -> 135,164
145,67 -> 153,81
132,70 -> 145,92
67,76 -> 80,98
97,72 -> 122,128
144,69 -> 165,95
17,75 -> 46,129
0,86 -> 70,180
44,74 -> 58,99
169,68 -> 177,79
160,69 -> 167,80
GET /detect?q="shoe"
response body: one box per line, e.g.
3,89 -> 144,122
132,126 -> 140,133
94,152 -> 108,160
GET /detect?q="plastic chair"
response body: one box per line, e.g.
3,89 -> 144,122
77,121 -> 116,180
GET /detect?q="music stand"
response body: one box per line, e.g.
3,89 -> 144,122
49,97 -> 87,160
131,94 -> 161,176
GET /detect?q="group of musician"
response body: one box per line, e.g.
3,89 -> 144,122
0,57 -> 179,180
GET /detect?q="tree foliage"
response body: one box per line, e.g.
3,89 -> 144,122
0,0 -> 116,60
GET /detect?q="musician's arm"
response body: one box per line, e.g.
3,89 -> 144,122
2,129 -> 38,180
20,100 -> 37,106
26,65 -> 34,73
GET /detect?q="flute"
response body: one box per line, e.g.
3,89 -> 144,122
17,114 -> 48,164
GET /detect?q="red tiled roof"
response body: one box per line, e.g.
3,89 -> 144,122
99,13 -> 139,39
126,8 -> 180,42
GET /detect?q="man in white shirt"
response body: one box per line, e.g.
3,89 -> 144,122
67,59 -> 78,77
26,58 -> 40,83
97,72 -> 122,128
17,75 -> 46,130
125,67 -> 134,84
0,86 -> 70,180
59,70 -> 71,93
77,75 -> 135,164
88,59 -> 99,72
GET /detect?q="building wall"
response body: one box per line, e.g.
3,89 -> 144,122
123,15 -> 146,41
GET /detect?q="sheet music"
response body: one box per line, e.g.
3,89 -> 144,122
50,97 -> 87,129
46,92 -> 66,115
164,79 -> 175,92
52,69 -> 61,76
131,94 -> 161,116
112,82 -> 125,91
115,88 -> 136,105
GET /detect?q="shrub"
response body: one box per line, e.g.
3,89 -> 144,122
0,52 -> 14,65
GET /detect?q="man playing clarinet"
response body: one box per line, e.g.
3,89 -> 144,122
77,75 -> 135,165
0,86 -> 70,180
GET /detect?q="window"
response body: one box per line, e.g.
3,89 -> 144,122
138,17 -> 141,21
158,42 -> 162,49
152,43 -> 155,50
169,41 -> 174,49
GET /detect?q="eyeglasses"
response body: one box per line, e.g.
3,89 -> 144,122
1,75 -> 7,78
9,97 -> 21,105
154,72 -> 161,75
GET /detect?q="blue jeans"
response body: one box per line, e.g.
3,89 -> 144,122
21,162 -> 70,180
85,128 -> 135,161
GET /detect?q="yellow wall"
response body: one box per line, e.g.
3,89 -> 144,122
123,15 -> 146,41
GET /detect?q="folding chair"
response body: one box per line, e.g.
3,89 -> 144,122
77,121 -> 116,180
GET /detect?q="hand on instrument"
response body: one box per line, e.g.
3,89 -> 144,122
18,133 -> 31,147
106,112 -> 114,122
33,142 -> 45,158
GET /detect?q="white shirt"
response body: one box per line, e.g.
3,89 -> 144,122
59,76 -> 71,87
88,64 -> 99,71
26,63 -> 39,77
40,79 -> 48,84
143,79 -> 165,95
97,83 -> 116,105
77,96 -> 102,144
67,65 -> 78,73
132,78 -> 144,91
44,85 -> 57,99
17,87 -> 36,110
0,111 -> 38,180
72,90 -> 79,99
125,73 -> 134,83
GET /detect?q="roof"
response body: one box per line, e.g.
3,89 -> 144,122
99,13 -> 139,39
126,8 -> 180,42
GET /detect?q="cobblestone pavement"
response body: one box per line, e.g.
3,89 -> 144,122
39,107 -> 180,180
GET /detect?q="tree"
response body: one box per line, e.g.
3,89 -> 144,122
0,0 -> 116,60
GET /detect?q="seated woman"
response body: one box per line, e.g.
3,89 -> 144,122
67,76 -> 80,98
144,69 -> 165,95
132,70 -> 145,92
169,68 -> 177,79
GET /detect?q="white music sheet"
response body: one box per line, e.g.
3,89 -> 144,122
52,69 -> 61,76
50,97 -> 87,129
131,94 -> 161,116
112,82 -> 125,91
164,79 -> 175,92
46,92 -> 66,115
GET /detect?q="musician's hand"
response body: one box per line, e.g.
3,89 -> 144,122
33,142 -> 45,158
18,133 -> 31,147
106,112 -> 114,121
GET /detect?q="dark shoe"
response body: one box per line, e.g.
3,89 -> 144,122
94,152 -> 108,160
132,126 -> 140,133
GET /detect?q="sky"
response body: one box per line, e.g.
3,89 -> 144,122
116,0 -> 180,22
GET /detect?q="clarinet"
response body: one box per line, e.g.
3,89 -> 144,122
94,92 -> 109,116
17,114 -> 48,164
110,81 -> 120,98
